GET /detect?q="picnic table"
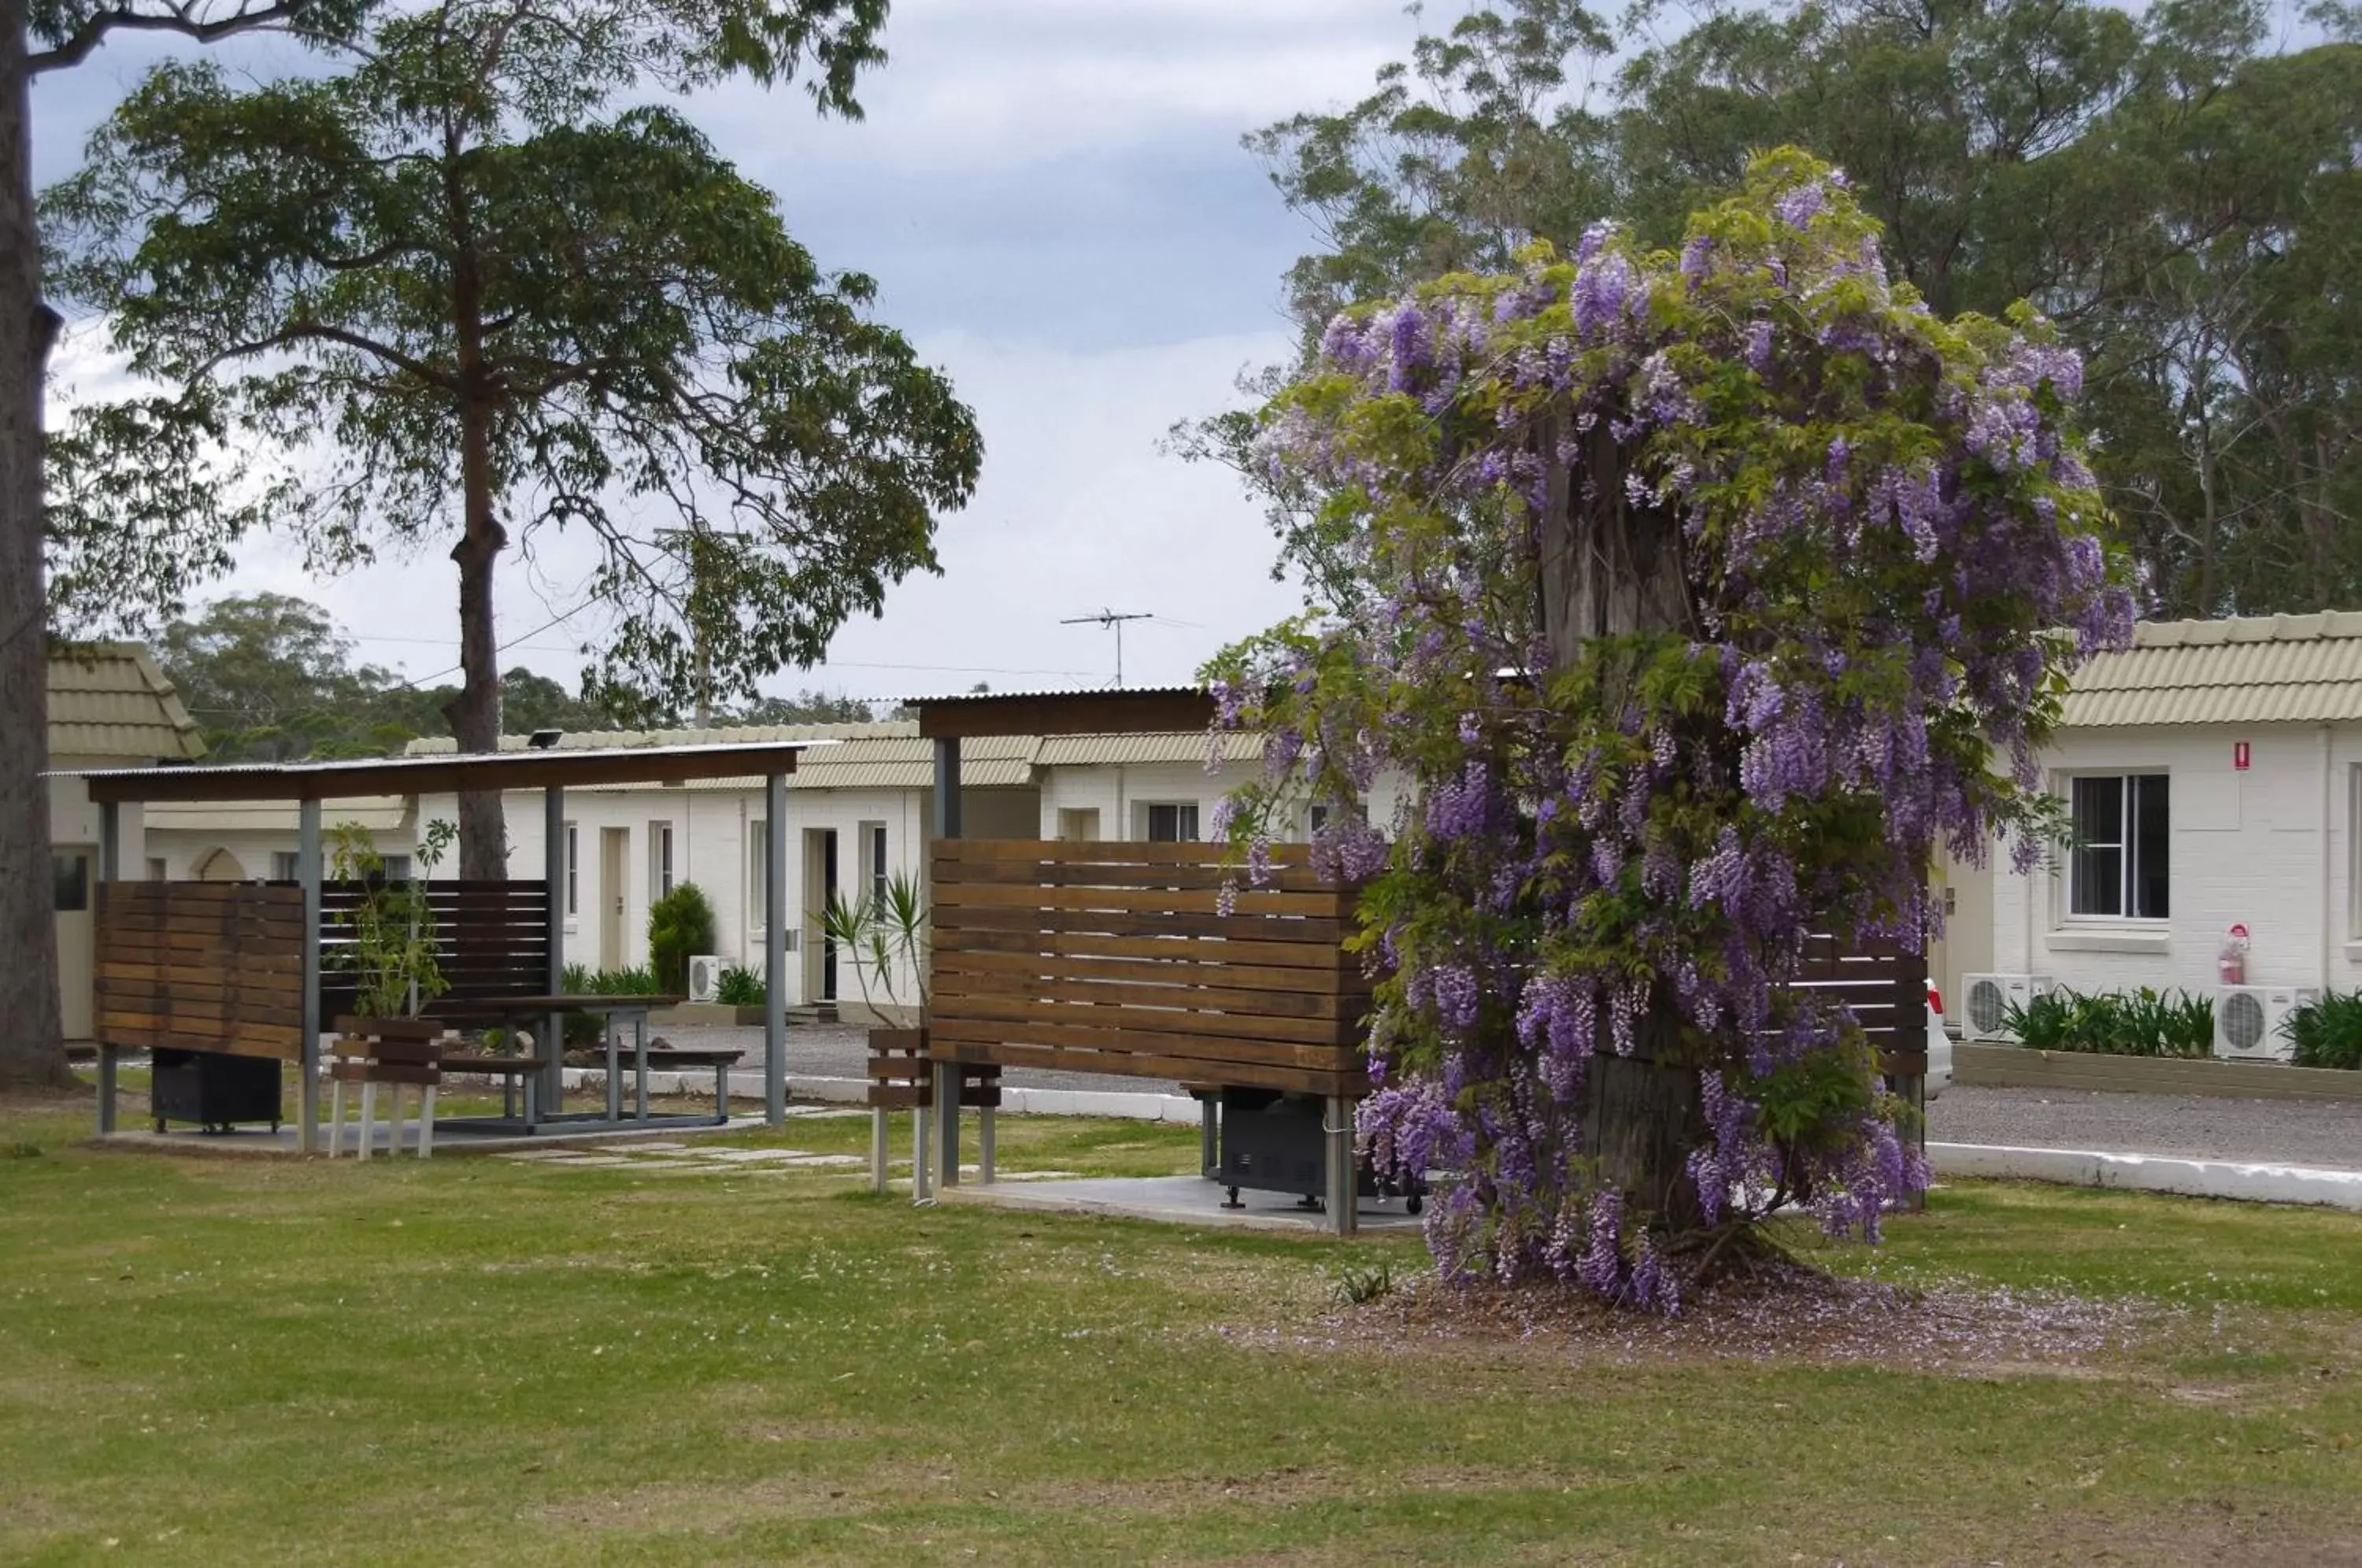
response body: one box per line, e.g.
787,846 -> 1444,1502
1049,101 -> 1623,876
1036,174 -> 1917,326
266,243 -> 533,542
469,993 -> 690,1128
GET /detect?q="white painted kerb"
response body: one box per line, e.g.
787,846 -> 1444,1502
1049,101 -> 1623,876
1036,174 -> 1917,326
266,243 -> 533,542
1931,1141 -> 2362,1212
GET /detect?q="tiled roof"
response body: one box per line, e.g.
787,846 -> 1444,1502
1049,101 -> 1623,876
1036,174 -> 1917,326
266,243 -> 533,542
2062,612 -> 2362,727
46,645 -> 205,762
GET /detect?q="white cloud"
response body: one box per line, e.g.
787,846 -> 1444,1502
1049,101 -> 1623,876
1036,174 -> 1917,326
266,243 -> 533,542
180,325 -> 1305,702
694,0 -> 1412,173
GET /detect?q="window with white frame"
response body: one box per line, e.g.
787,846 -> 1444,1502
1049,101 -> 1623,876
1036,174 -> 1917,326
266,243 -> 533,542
271,851 -> 300,882
1142,802 -> 1199,843
565,823 -> 579,917
146,857 -> 167,882
2067,773 -> 2169,919
861,822 -> 888,908
650,821 -> 675,899
748,819 -> 768,929
380,854 -> 413,883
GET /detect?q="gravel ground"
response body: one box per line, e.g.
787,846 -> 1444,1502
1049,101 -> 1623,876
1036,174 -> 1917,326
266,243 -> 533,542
1929,1083 -> 2362,1170
649,1021 -> 1186,1096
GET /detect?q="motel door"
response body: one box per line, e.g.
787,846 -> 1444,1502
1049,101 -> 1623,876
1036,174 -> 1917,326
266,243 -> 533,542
54,847 -> 95,1040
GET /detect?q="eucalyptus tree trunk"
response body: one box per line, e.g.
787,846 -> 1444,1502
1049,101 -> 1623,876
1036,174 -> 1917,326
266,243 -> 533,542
1537,415 -> 1701,1222
0,1 -> 72,1087
442,165 -> 506,881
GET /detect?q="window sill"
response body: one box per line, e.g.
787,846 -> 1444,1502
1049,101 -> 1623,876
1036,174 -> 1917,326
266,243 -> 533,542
2342,941 -> 2362,964
2045,927 -> 2171,955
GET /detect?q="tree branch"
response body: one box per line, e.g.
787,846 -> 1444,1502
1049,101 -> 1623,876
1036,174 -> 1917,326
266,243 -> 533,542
29,0 -> 312,76
194,321 -> 457,392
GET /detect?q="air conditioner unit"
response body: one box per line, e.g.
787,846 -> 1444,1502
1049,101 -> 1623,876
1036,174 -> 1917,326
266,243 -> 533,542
687,955 -> 728,1004
2214,985 -> 2319,1063
1960,973 -> 2056,1042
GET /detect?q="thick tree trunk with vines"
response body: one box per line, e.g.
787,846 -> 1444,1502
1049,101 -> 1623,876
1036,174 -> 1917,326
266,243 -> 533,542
0,10 -> 73,1087
1538,414 -> 1702,1223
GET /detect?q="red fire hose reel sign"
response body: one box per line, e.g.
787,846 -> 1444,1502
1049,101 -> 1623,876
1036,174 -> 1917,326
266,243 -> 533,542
2234,741 -> 2251,771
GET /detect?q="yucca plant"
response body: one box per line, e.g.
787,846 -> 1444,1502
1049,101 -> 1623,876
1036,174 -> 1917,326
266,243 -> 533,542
820,871 -> 931,1015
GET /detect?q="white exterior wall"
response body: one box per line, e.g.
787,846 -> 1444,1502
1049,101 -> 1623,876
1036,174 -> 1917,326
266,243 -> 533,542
1038,761 -> 1413,844
46,769 -> 148,870
1991,723 -> 2353,997
413,782 -> 942,1017
49,769 -> 149,1043
1037,760 -> 1244,841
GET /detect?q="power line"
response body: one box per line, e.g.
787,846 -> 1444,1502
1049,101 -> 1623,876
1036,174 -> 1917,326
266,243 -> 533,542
392,606 -> 589,690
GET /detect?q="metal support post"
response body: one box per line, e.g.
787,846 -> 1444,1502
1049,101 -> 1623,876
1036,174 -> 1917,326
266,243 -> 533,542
765,771 -> 787,1126
931,736 -> 961,1185
298,798 -> 322,1154
979,1104 -> 996,1185
94,801 -> 120,1137
912,1101 -> 933,1204
871,1107 -> 890,1194
1199,1095 -> 1219,1179
543,787 -> 565,1115
1324,1093 -> 1357,1238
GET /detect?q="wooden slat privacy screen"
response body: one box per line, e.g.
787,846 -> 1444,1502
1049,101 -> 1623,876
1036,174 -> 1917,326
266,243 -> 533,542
96,882 -> 305,1060
96,879 -> 553,1059
928,840 -> 1372,1096
1791,935 -> 1930,1077
314,880 -> 550,1027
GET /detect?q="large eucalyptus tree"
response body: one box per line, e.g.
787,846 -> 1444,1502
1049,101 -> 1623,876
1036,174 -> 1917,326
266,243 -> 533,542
44,0 -> 978,878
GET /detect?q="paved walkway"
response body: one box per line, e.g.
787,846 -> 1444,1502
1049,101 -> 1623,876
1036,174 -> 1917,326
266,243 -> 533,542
650,1021 -> 1186,1095
1930,1085 -> 2362,1171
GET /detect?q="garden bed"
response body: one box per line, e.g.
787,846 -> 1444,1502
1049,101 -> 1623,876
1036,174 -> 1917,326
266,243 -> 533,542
1957,1041 -> 2362,1102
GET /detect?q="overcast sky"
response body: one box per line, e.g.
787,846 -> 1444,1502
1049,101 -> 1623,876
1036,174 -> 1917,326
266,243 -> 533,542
35,0 -> 1429,706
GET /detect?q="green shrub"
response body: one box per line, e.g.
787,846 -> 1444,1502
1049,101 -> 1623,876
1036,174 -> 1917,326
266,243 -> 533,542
2283,992 -> 2362,1070
714,964 -> 765,1007
647,883 -> 715,995
2001,986 -> 2214,1058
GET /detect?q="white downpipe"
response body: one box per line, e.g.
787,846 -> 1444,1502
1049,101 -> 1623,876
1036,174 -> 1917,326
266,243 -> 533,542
2322,724 -> 2335,993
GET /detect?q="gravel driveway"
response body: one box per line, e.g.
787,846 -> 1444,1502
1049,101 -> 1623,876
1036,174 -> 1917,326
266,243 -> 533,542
1930,1084 -> 2362,1170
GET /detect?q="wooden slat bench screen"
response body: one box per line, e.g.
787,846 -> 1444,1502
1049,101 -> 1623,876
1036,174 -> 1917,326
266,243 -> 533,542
96,882 -> 306,1060
929,840 -> 1372,1097
312,880 -> 552,1028
1788,935 -> 1930,1078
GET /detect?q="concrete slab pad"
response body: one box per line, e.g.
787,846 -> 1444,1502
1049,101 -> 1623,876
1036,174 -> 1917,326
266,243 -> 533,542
936,1174 -> 1423,1233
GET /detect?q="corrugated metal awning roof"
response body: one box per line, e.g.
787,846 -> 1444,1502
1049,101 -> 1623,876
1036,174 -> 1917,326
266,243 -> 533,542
2061,612 -> 2362,727
1034,732 -> 1262,767
46,645 -> 205,762
56,738 -> 831,804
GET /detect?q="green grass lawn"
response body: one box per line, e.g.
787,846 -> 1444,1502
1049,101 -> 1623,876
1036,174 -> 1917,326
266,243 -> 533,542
5,1082 -> 2361,1566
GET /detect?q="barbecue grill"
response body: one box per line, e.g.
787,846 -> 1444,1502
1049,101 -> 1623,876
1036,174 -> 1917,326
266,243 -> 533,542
150,1048 -> 283,1134
1214,1086 -> 1420,1213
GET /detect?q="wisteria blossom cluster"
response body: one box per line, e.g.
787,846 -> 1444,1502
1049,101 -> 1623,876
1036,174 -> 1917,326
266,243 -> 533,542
1205,151 -> 2134,1309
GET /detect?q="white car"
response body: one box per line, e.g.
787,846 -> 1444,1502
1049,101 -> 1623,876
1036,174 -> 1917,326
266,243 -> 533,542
1925,978 -> 1953,1099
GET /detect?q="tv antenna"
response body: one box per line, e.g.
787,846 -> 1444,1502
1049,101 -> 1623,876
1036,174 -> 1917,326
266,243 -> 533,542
1061,608 -> 1153,687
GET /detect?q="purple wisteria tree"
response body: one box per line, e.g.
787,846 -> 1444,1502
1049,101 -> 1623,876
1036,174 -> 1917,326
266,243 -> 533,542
1206,150 -> 2135,1308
